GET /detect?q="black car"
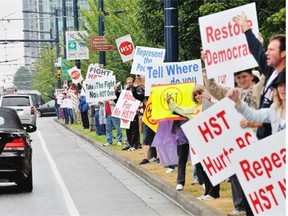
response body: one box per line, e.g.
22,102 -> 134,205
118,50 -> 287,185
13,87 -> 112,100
37,100 -> 56,117
0,107 -> 37,192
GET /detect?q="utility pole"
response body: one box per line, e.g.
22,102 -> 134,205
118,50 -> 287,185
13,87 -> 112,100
62,0 -> 67,59
98,0 -> 105,66
73,0 -> 81,70
164,0 -> 178,62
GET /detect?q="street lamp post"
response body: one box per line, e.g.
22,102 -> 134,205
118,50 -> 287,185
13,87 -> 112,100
98,0 -> 105,66
73,0 -> 81,70
164,0 -> 178,62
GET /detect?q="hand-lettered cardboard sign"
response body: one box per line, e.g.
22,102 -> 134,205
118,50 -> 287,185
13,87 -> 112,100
112,90 -> 141,121
231,130 -> 286,216
145,60 -> 203,96
130,46 -> 165,75
199,3 -> 259,78
85,64 -> 113,81
84,75 -> 116,103
181,98 -> 258,185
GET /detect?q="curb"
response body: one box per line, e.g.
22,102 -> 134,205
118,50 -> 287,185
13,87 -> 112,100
58,121 -> 224,216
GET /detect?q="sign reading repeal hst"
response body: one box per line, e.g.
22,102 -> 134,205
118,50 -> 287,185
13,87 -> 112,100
66,31 -> 89,60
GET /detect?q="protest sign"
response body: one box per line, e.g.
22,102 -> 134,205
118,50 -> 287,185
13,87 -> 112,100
85,75 -> 116,103
231,130 -> 286,216
68,66 -> 83,84
115,34 -> 135,63
142,95 -> 159,132
151,82 -> 195,121
85,64 -> 113,81
145,60 -> 203,96
130,46 -> 165,75
120,118 -> 131,129
181,98 -> 258,185
112,90 -> 141,121
199,3 -> 259,78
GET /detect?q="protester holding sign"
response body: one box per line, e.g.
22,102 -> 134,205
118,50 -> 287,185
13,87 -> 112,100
227,71 -> 286,134
166,85 -> 219,199
233,13 -> 286,140
78,95 -> 89,129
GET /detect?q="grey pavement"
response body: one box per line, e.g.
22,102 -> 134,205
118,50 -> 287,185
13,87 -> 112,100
58,121 -> 224,216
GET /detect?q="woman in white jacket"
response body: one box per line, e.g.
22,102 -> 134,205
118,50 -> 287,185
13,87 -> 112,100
228,71 -> 286,134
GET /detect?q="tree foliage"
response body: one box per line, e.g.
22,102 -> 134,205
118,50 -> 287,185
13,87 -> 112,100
13,66 -> 33,90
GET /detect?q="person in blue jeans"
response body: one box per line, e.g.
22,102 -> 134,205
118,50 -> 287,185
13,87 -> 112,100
94,103 -> 105,135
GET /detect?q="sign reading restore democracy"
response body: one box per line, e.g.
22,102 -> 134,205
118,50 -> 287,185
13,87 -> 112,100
145,60 -> 203,96
181,98 -> 258,185
231,130 -> 286,216
85,75 -> 116,103
112,90 -> 141,121
199,3 -> 259,78
130,46 -> 165,75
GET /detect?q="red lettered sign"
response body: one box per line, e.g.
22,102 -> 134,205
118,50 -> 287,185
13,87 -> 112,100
119,41 -> 134,56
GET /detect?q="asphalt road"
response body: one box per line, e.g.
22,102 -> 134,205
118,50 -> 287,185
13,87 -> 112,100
0,117 -> 190,216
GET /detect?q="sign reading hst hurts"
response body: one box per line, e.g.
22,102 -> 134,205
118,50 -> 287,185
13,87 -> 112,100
231,130 -> 286,216
85,75 -> 116,103
145,60 -> 203,96
68,66 -> 83,84
115,34 -> 135,63
130,46 -> 165,75
112,90 -> 141,121
85,64 -> 114,81
181,98 -> 258,186
199,3 -> 259,79
151,82 -> 195,121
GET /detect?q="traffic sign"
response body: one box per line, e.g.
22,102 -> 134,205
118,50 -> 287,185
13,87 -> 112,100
90,36 -> 114,52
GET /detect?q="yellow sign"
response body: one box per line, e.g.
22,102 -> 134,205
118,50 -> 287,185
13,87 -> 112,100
142,95 -> 159,132
151,82 -> 195,121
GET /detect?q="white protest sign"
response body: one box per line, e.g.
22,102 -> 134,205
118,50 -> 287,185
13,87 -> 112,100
120,118 -> 131,129
85,64 -> 113,81
115,34 -> 135,63
112,90 -> 141,121
199,3 -> 259,79
215,73 -> 235,88
145,60 -> 203,96
68,66 -> 83,84
85,75 -> 116,103
66,31 -> 89,60
231,130 -> 286,216
181,98 -> 258,185
131,46 -> 165,75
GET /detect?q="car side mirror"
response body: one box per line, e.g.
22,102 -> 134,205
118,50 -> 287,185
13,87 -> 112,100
22,124 -> 37,133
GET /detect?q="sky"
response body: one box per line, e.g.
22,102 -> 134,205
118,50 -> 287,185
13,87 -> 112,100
0,0 -> 24,78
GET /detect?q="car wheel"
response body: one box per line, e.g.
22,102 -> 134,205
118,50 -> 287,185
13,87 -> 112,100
37,110 -> 42,117
18,168 -> 33,192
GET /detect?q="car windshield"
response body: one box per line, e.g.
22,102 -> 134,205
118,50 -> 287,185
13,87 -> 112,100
1,97 -> 30,106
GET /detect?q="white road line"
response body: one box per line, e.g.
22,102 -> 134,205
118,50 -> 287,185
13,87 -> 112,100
37,130 -> 80,216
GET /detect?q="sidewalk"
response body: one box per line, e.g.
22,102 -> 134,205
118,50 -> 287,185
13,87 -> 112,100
59,121 -> 225,216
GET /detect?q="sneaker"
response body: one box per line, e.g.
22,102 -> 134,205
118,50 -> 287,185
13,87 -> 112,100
227,210 -> 246,216
166,168 -> 175,173
192,179 -> 199,185
201,194 -> 216,200
128,147 -> 136,152
202,184 -> 205,189
176,184 -> 183,191
197,194 -> 206,200
117,142 -> 122,146
103,143 -> 111,146
149,157 -> 158,162
122,146 -> 130,151
139,159 -> 150,165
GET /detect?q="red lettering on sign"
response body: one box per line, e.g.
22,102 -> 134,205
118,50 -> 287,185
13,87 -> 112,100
119,41 -> 134,55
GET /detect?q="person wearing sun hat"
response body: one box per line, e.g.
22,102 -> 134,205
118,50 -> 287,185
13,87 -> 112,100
227,70 -> 286,134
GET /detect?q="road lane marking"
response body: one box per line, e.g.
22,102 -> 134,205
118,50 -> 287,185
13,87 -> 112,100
37,130 -> 80,216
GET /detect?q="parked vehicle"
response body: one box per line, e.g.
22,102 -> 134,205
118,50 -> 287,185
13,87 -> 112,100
0,107 -> 37,192
0,94 -> 37,125
16,90 -> 43,108
37,100 -> 56,117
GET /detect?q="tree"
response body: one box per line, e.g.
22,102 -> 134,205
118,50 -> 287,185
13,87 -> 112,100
13,66 -> 33,90
31,48 -> 57,102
